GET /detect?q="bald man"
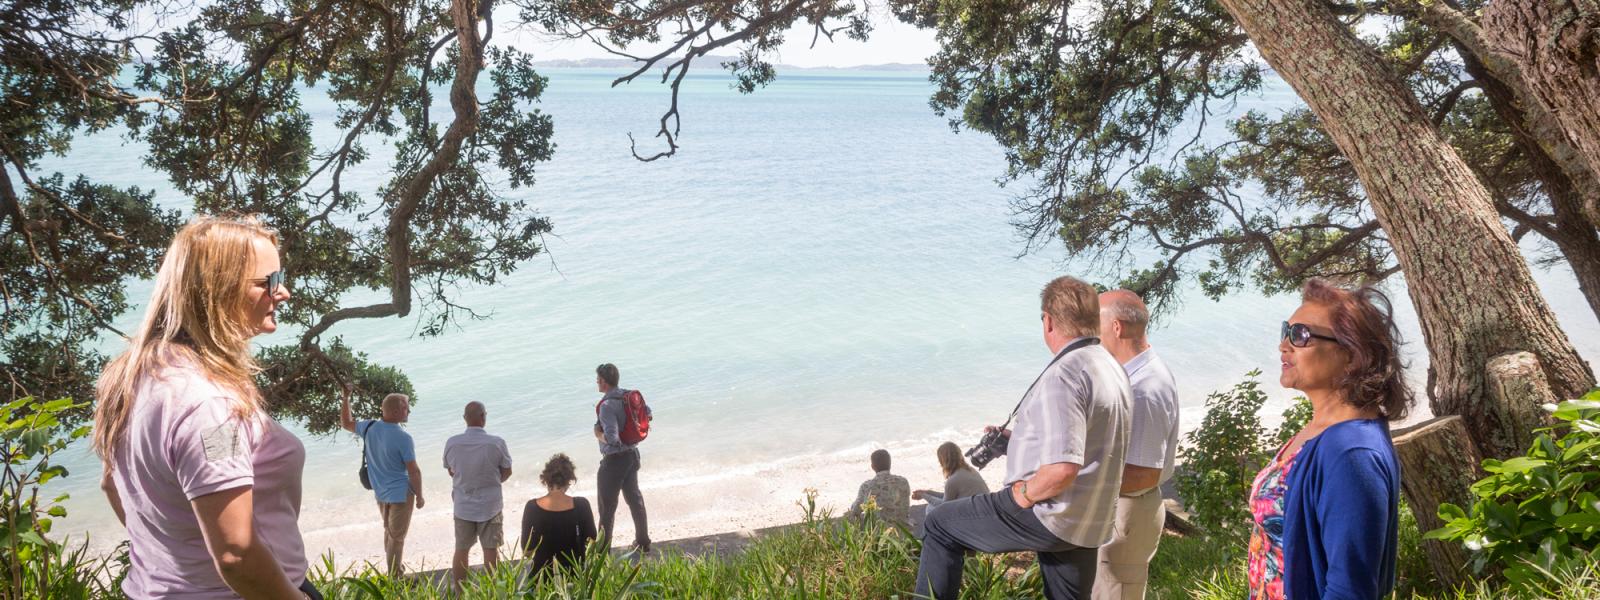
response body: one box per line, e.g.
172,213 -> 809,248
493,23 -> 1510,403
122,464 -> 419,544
443,401 -> 512,589
340,391 -> 424,576
1092,290 -> 1180,600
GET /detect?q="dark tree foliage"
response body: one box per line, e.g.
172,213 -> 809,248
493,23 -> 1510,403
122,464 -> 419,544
886,0 -> 1600,318
2,0 -> 556,432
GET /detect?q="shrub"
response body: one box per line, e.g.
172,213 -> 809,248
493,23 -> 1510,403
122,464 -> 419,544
1175,371 -> 1311,542
1426,391 -> 1600,592
1,397 -> 127,599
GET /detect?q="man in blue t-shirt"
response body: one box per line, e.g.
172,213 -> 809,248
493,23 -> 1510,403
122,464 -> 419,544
341,390 -> 425,575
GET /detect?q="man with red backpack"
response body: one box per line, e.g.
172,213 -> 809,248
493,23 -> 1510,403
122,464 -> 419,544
593,363 -> 652,553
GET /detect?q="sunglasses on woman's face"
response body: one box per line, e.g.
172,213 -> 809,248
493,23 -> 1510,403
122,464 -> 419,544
253,270 -> 285,296
1281,321 -> 1339,348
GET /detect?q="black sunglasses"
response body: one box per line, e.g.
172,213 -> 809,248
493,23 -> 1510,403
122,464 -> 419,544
253,270 -> 285,296
1281,321 -> 1338,348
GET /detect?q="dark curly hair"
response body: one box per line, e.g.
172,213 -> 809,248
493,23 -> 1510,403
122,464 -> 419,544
539,453 -> 578,489
1301,279 -> 1414,421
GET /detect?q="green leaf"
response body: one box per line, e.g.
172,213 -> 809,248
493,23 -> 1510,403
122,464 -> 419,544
1555,399 -> 1600,412
18,530 -> 47,547
1553,498 -> 1568,517
47,505 -> 66,517
1564,439 -> 1600,462
1498,457 -> 1549,473
1554,513 -> 1600,530
1437,503 -> 1467,521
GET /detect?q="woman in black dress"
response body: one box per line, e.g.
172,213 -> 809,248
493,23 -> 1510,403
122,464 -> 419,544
521,453 -> 597,574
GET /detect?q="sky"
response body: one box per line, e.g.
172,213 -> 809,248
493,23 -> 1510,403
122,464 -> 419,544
495,4 -> 942,68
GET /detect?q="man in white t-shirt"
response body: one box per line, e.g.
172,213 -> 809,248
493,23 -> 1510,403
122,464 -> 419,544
443,401 -> 512,589
1093,290 -> 1180,600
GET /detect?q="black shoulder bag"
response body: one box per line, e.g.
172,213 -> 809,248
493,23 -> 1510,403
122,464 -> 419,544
357,422 -> 373,490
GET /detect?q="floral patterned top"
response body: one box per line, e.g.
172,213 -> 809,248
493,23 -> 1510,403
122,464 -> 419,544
1248,439 -> 1303,600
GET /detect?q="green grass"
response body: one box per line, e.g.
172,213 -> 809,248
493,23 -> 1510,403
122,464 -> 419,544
310,495 -> 1039,599
21,495 -> 1600,599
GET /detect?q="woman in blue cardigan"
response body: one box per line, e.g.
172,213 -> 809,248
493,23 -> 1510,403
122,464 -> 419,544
1247,279 -> 1412,600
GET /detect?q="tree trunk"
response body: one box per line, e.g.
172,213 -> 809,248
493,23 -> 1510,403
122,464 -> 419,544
1464,51 -> 1600,323
1213,0 -> 1596,460
1391,416 -> 1483,593
1485,351 -> 1561,453
1482,0 -> 1600,229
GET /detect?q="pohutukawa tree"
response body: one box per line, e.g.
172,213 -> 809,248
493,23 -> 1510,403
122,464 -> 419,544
1,0 -> 555,432
538,0 -> 1598,460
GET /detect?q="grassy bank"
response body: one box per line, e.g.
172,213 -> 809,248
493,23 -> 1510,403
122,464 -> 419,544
297,497 -> 1598,599
20,495 -> 1600,599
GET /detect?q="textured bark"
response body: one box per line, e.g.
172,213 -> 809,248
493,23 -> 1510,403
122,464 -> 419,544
1482,0 -> 1600,228
1392,416 -> 1483,592
1214,0 -> 1596,460
1464,52 -> 1600,321
1411,1 -> 1600,217
1484,351 -> 1559,452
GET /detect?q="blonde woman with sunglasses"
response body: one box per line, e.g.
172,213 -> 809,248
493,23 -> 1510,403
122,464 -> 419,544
94,214 -> 317,599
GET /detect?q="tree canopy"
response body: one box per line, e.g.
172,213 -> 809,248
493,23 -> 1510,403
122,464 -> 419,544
2,0 -> 555,432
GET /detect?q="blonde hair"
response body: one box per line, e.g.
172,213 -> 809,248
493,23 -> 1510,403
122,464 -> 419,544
936,441 -> 971,478
1041,276 -> 1100,338
93,214 -> 280,462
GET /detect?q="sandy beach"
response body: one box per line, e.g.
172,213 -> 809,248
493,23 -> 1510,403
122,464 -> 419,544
297,435 -> 1013,574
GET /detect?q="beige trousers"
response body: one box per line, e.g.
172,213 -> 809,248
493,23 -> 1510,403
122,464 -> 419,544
1093,490 -> 1166,600
377,494 -> 414,576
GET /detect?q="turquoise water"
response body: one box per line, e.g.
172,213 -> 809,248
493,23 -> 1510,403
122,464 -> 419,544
40,68 -> 1600,559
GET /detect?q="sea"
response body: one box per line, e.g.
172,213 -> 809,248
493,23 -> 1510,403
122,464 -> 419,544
37,67 -> 1600,570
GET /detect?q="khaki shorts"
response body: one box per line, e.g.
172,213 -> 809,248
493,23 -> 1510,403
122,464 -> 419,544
453,512 -> 504,551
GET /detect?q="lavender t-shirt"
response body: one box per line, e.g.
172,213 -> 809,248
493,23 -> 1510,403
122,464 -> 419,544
109,359 -> 307,598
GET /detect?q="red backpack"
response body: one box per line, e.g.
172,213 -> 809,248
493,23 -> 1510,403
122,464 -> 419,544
596,389 -> 651,445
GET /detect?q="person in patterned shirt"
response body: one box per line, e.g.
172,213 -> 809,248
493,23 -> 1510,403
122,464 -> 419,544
846,449 -> 911,527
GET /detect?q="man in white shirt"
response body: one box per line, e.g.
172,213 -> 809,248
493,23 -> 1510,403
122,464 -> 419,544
915,276 -> 1132,600
1093,290 -> 1180,600
442,401 -> 512,589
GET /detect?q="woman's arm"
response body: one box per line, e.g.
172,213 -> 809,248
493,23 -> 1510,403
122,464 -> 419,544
579,498 -> 597,541
520,502 -> 537,557
101,467 -> 126,526
191,486 -> 303,600
1314,448 -> 1395,600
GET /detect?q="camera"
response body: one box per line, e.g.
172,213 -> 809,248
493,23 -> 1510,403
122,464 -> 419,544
965,428 -> 1010,470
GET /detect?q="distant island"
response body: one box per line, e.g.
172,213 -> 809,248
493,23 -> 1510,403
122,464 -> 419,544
531,55 -> 928,72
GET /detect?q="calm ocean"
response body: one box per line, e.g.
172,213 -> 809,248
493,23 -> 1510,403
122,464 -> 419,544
41,68 -> 1600,565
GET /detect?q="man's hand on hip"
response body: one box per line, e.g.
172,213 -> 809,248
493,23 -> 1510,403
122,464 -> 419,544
1011,481 -> 1035,509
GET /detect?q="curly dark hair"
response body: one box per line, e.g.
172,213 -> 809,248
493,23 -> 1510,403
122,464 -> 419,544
1301,279 -> 1414,421
539,453 -> 578,489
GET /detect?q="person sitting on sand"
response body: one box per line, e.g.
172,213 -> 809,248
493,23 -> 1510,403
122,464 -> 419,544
912,442 -> 990,509
521,454 -> 597,575
846,449 -> 911,528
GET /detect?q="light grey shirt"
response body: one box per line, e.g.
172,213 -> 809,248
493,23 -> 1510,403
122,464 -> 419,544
924,468 -> 990,507
442,427 -> 512,522
1124,348 -> 1180,486
1003,339 -> 1132,547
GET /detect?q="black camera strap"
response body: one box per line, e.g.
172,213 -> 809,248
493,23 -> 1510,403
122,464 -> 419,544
996,337 -> 1100,431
